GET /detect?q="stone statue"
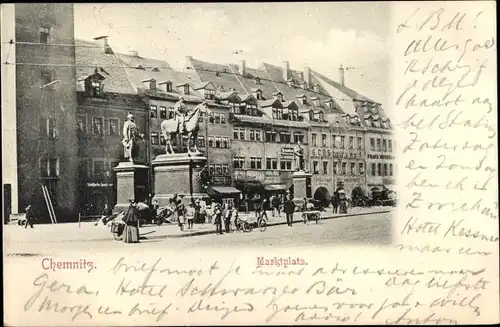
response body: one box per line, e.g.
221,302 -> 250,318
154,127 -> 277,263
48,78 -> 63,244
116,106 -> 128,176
293,141 -> 305,171
174,97 -> 188,134
161,100 -> 212,154
122,113 -> 143,162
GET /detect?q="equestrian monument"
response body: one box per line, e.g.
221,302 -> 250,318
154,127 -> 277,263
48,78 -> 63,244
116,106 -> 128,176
151,100 -> 212,206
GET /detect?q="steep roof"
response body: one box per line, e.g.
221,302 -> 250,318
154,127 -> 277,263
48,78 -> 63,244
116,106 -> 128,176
75,39 -> 136,94
115,53 -> 172,71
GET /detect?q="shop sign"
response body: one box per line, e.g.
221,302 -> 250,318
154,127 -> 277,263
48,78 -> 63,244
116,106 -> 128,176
234,170 -> 263,182
311,147 -> 360,159
367,154 -> 395,160
86,182 -> 113,187
211,176 -> 231,185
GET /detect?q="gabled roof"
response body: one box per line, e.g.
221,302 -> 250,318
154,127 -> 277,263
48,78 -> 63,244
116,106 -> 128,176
192,81 -> 214,90
259,99 -> 282,108
75,39 -> 136,94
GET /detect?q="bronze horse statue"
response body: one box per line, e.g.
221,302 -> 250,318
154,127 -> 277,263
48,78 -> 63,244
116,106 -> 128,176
160,102 -> 212,154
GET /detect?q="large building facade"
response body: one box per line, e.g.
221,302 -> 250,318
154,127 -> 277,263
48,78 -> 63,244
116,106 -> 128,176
15,4 -> 80,221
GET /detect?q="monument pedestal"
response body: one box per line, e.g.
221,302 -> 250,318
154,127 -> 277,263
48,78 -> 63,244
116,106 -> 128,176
152,152 -> 208,206
292,170 -> 312,205
113,161 -> 149,213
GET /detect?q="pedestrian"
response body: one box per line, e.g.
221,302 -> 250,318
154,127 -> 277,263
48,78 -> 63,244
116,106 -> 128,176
198,197 -> 207,224
224,202 -> 234,233
186,202 -> 195,229
284,194 -> 295,227
302,197 -> 308,212
272,195 -> 281,218
24,204 -> 35,229
194,198 -> 201,224
331,193 -> 338,214
151,200 -> 159,224
244,195 -> 249,214
214,203 -> 223,235
122,200 -> 140,243
260,197 -> 269,221
177,199 -> 186,231
270,195 -> 276,217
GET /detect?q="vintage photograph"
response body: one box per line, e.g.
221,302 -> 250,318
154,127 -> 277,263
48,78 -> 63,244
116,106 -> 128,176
3,3 -> 395,252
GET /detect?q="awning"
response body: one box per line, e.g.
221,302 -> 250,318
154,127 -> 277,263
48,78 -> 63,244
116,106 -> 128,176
208,186 -> 241,195
264,184 -> 290,191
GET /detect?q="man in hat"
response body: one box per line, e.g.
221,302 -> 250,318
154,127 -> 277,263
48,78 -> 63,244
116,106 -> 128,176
122,113 -> 143,162
174,97 -> 188,134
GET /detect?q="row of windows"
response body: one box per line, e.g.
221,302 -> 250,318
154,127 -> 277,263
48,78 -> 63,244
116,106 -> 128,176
149,105 -> 227,124
233,157 -> 294,171
311,134 -> 364,149
312,161 -> 365,176
370,163 -> 395,176
229,102 -> 259,116
272,107 -> 299,121
79,158 -> 120,179
77,115 -> 120,136
370,138 -> 394,152
209,164 -> 229,176
233,129 -> 305,144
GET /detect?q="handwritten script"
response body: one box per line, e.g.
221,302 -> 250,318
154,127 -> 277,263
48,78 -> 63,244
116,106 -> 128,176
19,256 -> 493,324
394,3 -> 498,259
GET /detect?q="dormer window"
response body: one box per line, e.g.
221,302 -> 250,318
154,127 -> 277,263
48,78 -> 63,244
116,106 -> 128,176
255,77 -> 261,85
151,68 -> 160,72
255,90 -> 262,100
91,81 -> 102,97
286,79 -> 295,88
313,84 -> 320,92
135,64 -> 145,70
311,97 -> 320,106
142,78 -> 156,91
309,111 -> 314,121
204,88 -> 215,100
301,82 -> 308,89
177,83 -> 190,95
325,99 -> 334,109
166,82 -> 172,92
297,95 -> 306,105
274,92 -> 283,102
319,112 -> 324,121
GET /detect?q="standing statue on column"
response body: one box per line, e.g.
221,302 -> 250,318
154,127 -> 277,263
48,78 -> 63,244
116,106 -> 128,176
122,113 -> 143,162
174,97 -> 188,134
293,141 -> 305,171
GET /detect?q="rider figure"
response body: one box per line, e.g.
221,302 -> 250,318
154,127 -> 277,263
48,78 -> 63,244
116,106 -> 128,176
174,97 -> 188,134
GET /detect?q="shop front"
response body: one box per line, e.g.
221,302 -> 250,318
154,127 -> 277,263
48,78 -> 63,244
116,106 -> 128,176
80,181 -> 116,216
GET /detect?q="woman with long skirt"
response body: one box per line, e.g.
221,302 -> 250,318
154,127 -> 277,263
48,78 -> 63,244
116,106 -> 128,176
122,201 -> 140,243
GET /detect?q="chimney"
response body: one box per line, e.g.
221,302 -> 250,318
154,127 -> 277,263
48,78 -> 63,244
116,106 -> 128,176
94,36 -> 113,54
313,84 -> 320,92
304,65 -> 311,87
185,56 -> 193,69
339,66 -> 345,86
129,50 -> 139,57
238,60 -> 246,76
255,77 -> 261,85
282,61 -> 290,81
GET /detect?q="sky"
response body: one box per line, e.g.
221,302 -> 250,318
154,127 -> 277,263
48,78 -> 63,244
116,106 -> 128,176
74,3 -> 390,107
